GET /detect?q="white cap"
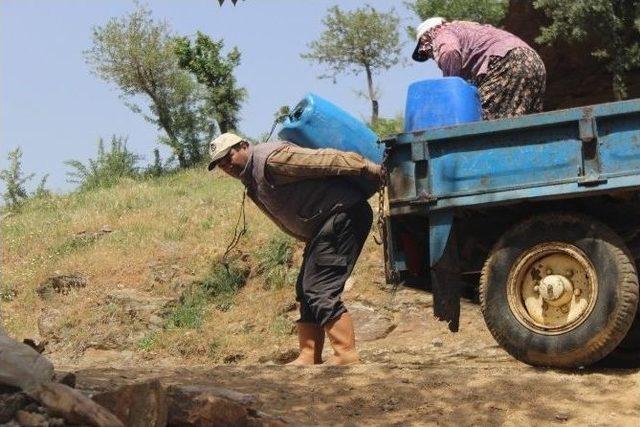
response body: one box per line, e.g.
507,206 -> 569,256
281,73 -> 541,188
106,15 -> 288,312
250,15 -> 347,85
415,17 -> 446,41
208,132 -> 244,170
412,17 -> 446,62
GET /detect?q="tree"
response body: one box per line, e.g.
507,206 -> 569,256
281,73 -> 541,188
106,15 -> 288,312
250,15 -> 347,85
0,148 -> 34,209
302,5 -> 402,124
175,32 -> 247,134
408,0 -> 509,27
65,136 -> 141,191
534,0 -> 640,100
85,5 -> 211,168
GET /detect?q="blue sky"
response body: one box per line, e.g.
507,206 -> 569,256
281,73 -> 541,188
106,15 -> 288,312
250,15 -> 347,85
1,0 -> 440,193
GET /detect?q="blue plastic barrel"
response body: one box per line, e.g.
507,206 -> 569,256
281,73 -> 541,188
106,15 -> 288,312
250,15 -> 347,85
278,93 -> 384,164
404,77 -> 482,132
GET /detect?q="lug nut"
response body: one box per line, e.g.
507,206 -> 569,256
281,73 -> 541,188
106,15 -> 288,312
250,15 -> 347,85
533,285 -> 540,293
574,289 -> 582,296
545,268 -> 553,275
565,269 -> 574,278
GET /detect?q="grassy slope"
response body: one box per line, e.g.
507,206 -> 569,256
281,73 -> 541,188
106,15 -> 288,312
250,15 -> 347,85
1,167 -> 384,365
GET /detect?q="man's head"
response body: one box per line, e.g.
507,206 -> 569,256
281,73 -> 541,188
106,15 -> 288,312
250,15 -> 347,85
208,132 -> 250,178
412,17 -> 446,62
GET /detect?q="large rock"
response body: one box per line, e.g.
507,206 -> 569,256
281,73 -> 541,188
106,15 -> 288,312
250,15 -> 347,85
349,302 -> 395,342
503,1 -> 640,110
166,384 -> 286,427
91,379 -> 167,427
36,274 -> 87,300
27,382 -> 123,427
0,333 -> 54,390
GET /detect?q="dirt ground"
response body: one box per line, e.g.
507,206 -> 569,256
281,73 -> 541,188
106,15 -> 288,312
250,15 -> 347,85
69,287 -> 640,426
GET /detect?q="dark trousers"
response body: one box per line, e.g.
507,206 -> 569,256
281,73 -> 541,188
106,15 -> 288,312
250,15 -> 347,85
296,200 -> 373,326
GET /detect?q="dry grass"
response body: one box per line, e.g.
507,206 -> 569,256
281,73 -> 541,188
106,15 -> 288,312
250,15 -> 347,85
1,167 -> 386,365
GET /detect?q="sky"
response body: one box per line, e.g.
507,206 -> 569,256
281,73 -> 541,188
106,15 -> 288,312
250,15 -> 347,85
1,0 -> 440,193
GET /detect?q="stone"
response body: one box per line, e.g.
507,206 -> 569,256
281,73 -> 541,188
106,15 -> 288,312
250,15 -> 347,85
431,338 -> 444,348
91,379 -> 167,427
53,372 -> 76,388
166,385 -> 286,427
0,334 -> 54,390
15,410 -> 47,427
105,289 -> 176,325
37,308 -> 62,340
0,393 -> 30,423
27,382 -> 123,427
349,302 -> 396,342
36,275 -> 87,300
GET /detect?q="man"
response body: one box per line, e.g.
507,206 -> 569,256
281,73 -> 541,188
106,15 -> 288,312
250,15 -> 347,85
412,17 -> 546,120
208,133 -> 382,365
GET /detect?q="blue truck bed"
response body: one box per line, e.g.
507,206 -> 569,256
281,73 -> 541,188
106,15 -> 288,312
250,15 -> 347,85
388,98 -> 640,213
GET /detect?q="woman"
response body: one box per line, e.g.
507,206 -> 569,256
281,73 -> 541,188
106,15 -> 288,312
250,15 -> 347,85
412,17 -> 546,120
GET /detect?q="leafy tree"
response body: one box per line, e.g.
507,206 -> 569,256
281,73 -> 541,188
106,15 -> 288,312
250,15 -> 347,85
370,115 -> 404,138
65,136 -> 141,191
85,5 -> 211,168
175,32 -> 247,134
302,5 -> 403,124
408,0 -> 509,27
534,0 -> 640,100
0,148 -> 34,209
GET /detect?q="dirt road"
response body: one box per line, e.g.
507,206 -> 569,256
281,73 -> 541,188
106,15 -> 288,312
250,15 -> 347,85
72,288 -> 640,426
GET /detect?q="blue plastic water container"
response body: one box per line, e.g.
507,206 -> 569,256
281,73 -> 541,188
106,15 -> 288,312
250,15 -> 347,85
278,93 -> 384,164
404,77 -> 482,132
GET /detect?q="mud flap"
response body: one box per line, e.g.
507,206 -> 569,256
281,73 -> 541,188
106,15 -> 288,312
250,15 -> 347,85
430,217 -> 462,332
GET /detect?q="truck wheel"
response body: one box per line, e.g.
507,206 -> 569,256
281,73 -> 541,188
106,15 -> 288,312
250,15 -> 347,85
480,213 -> 639,368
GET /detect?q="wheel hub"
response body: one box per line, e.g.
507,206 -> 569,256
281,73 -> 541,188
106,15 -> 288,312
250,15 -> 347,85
538,274 -> 573,306
507,243 -> 598,335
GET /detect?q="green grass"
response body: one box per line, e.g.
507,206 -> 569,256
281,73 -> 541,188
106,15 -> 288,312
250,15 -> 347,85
256,235 -> 297,290
165,289 -> 208,329
199,262 -> 248,311
137,331 -> 158,351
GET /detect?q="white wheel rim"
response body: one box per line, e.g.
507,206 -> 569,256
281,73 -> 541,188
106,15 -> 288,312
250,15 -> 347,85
507,242 -> 598,335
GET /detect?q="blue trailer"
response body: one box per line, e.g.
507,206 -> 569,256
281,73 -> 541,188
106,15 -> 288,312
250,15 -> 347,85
382,98 -> 640,367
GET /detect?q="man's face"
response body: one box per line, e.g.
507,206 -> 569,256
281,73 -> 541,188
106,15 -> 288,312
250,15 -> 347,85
217,142 -> 249,178
416,33 -> 434,59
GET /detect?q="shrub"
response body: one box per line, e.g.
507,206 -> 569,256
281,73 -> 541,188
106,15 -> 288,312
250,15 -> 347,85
65,136 -> 141,191
256,235 -> 297,290
0,147 -> 49,210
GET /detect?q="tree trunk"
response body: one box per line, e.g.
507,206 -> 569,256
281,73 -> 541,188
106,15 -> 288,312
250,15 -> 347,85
365,65 -> 378,124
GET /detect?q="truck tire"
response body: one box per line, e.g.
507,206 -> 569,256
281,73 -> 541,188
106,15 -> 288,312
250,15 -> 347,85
480,213 -> 639,368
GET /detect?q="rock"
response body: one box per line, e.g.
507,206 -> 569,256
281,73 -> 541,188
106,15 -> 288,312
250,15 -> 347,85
91,379 -> 167,427
37,308 -> 62,340
167,385 -> 286,427
53,372 -> 76,388
0,334 -> 54,390
15,410 -> 47,427
36,275 -> 87,300
431,338 -> 444,348
22,339 -> 46,354
0,393 -> 30,423
27,382 -> 123,427
105,289 -> 176,325
349,303 -> 396,341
